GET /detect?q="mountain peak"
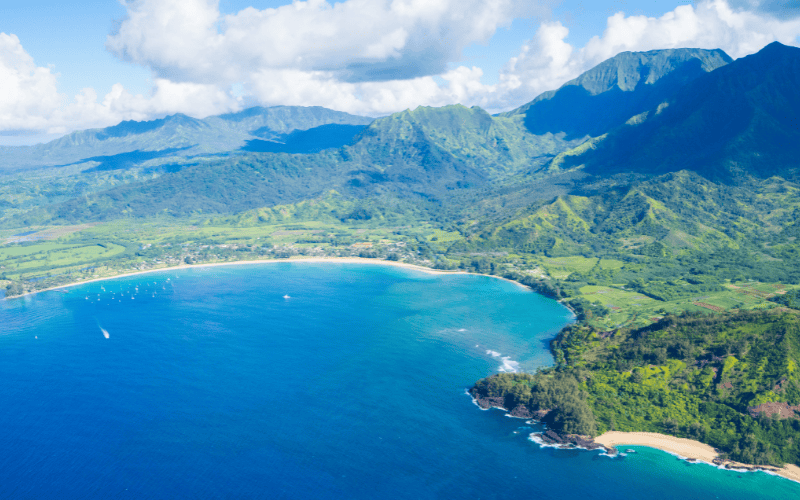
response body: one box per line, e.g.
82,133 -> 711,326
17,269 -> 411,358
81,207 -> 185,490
505,47 -> 731,139
737,40 -> 800,68
571,41 -> 800,181
566,48 -> 732,95
759,40 -> 796,54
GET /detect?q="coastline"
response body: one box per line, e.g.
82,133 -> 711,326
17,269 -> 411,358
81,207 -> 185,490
470,391 -> 800,486
594,431 -> 800,485
4,256 -> 532,300
9,256 -> 799,487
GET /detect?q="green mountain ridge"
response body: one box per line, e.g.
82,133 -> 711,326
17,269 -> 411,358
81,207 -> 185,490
503,48 -> 731,139
561,42 -> 800,181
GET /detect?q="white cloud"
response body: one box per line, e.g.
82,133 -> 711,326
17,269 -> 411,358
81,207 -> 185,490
0,33 -> 63,132
108,0 -> 532,83
100,0 -> 800,116
3,0 -> 800,140
52,80 -> 239,134
483,0 -> 800,111
0,33 -> 239,138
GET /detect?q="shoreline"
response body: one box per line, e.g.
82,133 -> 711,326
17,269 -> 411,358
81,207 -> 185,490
470,392 -> 800,485
594,431 -> 800,485
5,256 -> 533,300
8,257 -> 799,486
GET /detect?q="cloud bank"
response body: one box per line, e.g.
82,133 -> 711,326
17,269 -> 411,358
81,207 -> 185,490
1,0 -> 799,138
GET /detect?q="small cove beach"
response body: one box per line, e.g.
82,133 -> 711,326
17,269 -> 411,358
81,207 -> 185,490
595,431 -> 800,484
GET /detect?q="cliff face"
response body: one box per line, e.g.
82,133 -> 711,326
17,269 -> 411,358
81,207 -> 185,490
571,42 -> 800,181
502,48 -> 732,139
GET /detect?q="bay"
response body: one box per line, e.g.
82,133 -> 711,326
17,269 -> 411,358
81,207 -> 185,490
1,262 -> 798,498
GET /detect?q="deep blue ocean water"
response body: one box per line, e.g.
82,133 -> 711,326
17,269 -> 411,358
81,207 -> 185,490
1,262 -> 799,499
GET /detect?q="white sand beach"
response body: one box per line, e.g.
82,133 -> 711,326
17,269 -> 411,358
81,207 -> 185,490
595,431 -> 800,484
8,256 -> 531,300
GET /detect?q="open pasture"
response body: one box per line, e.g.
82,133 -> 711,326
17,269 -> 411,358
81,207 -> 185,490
1,242 -> 126,279
540,255 -> 626,279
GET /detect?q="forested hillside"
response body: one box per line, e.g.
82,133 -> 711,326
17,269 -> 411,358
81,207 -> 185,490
473,311 -> 800,467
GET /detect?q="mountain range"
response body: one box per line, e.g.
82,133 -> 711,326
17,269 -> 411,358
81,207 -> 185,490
0,106 -> 374,172
2,42 -> 799,262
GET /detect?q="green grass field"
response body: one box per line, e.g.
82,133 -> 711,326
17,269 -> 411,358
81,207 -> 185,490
1,242 -> 127,280
538,256 -> 626,279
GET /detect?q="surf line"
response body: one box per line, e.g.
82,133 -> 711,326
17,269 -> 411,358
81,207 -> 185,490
485,349 -> 520,373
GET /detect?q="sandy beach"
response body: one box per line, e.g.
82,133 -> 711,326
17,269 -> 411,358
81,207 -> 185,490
595,431 -> 719,461
7,256 -> 531,300
595,431 -> 800,484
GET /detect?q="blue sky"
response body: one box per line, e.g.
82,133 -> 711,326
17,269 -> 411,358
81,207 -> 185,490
1,0 -> 799,144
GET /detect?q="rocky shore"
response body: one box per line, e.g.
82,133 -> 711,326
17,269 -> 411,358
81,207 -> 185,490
471,392 -> 606,451
471,391 -> 800,483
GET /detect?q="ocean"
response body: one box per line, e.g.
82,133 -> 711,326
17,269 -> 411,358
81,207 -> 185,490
1,262 -> 798,498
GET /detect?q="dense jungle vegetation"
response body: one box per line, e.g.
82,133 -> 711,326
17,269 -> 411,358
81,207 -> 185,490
473,311 -> 800,467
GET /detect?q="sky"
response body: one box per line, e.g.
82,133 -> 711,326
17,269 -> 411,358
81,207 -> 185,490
1,0 -> 799,145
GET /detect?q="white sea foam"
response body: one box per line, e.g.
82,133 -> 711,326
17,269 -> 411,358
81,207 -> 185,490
484,349 -> 520,373
498,356 -> 520,373
458,328 -> 466,332
528,433 -> 563,449
528,432 -> 596,452
465,389 -> 490,411
465,388 -> 506,412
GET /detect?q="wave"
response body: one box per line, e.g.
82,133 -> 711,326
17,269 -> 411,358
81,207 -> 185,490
465,388 -> 500,411
498,356 -> 520,373
484,349 -> 520,372
528,432 -> 599,453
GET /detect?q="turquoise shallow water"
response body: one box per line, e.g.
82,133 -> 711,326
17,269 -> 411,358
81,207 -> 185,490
1,262 -> 799,498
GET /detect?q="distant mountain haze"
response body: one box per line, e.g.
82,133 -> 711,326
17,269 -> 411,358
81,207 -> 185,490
0,106 -> 374,172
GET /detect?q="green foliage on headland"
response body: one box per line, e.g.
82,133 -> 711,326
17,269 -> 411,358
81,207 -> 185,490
471,372 -> 597,436
474,311 -> 800,467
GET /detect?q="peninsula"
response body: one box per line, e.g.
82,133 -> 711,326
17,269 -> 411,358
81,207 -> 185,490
471,310 -> 800,483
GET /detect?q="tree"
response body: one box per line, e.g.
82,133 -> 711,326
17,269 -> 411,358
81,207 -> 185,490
5,281 -> 23,297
